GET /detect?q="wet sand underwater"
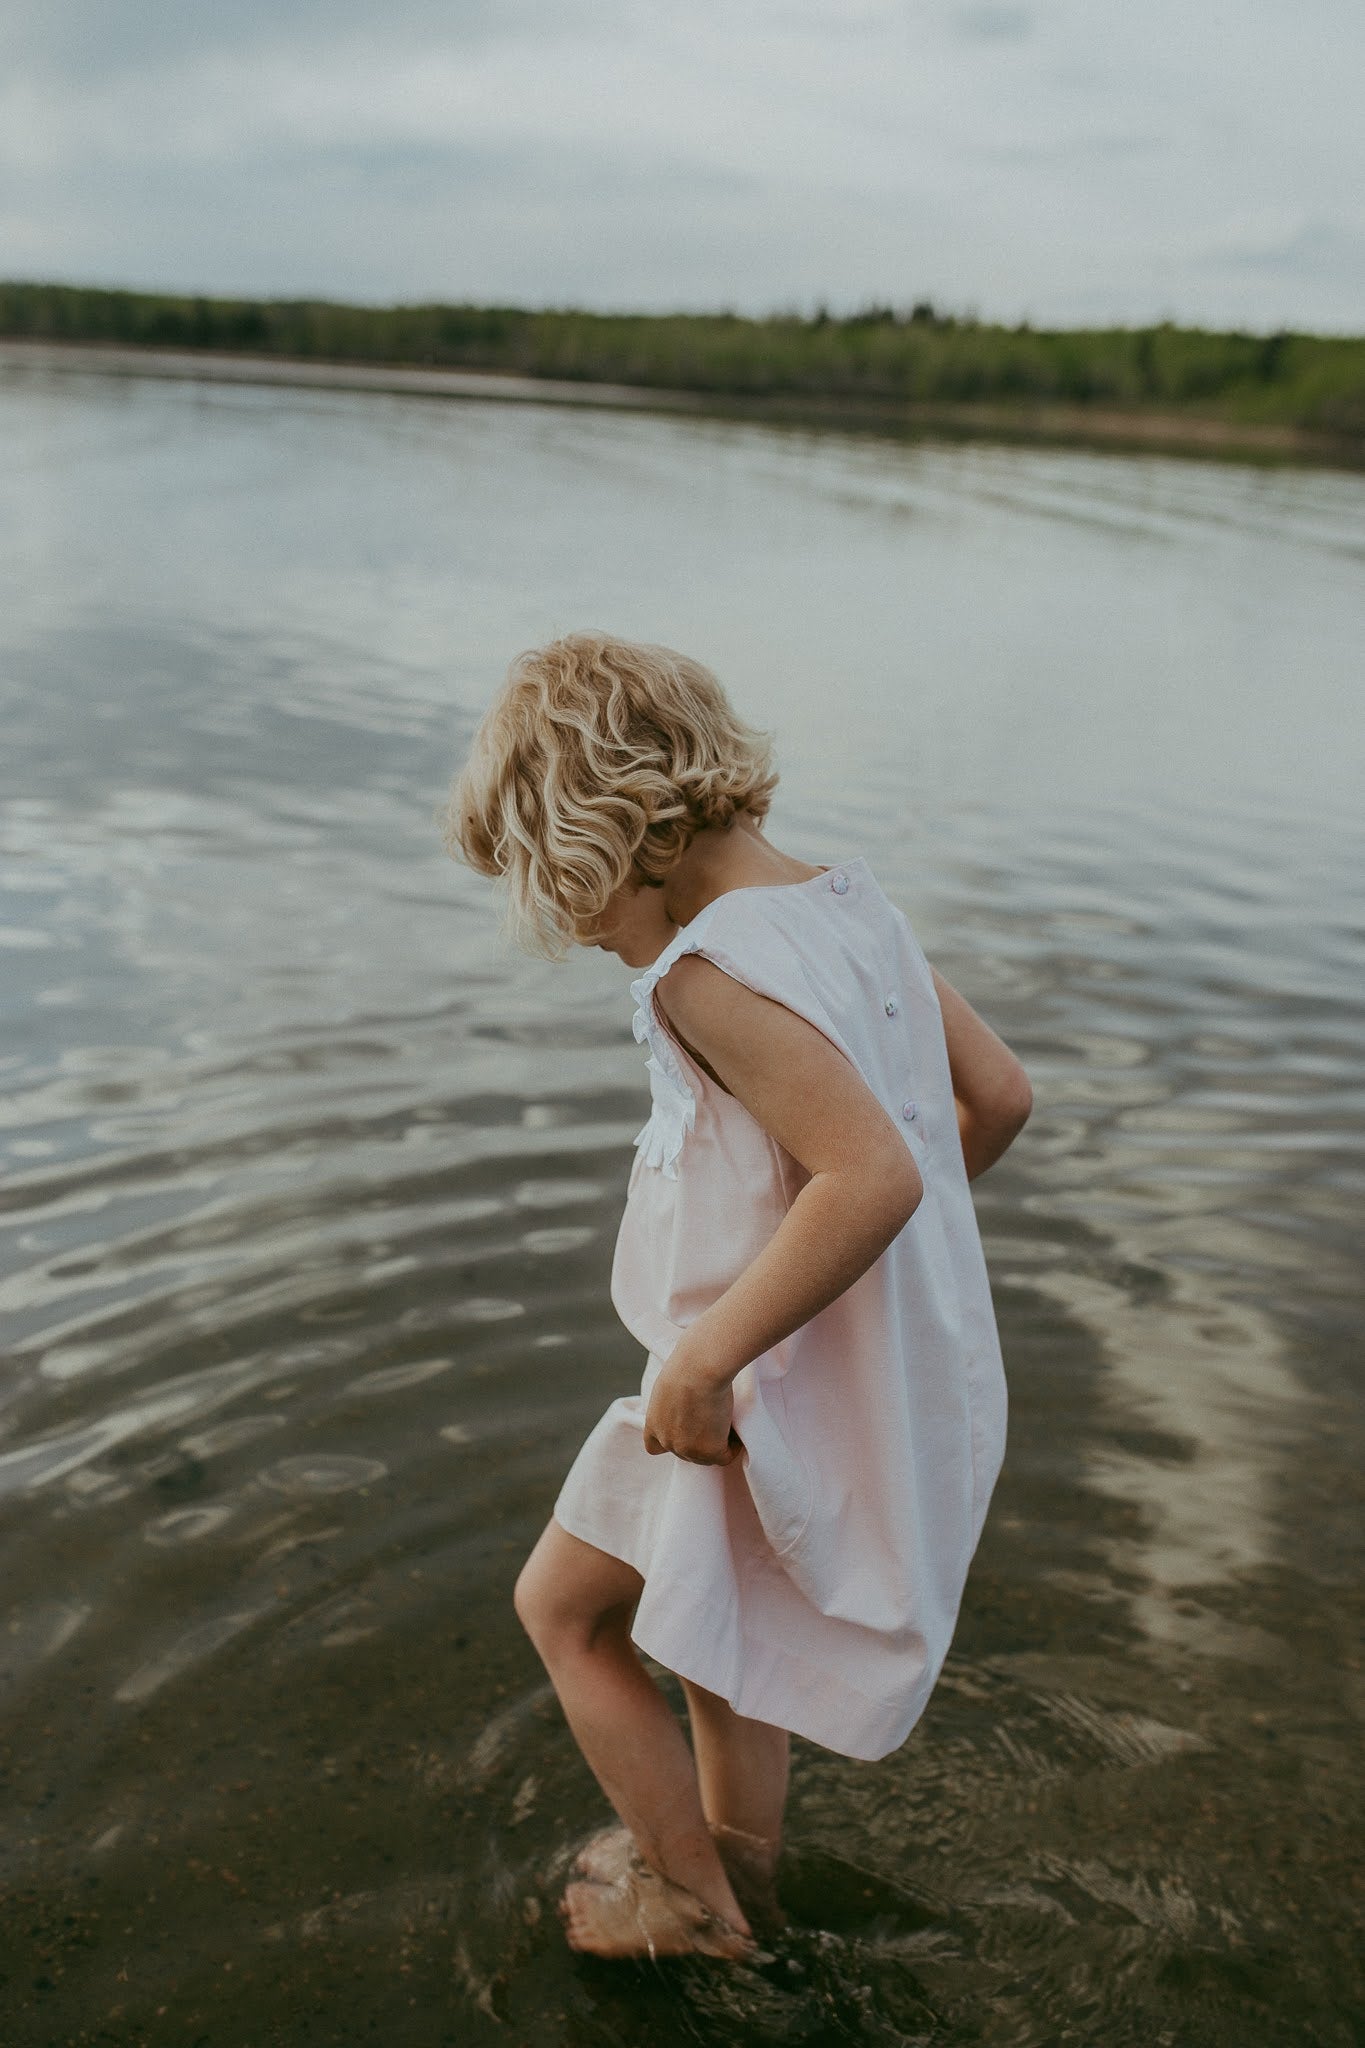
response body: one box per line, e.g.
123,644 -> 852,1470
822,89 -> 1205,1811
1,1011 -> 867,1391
1,356 -> 1362,2045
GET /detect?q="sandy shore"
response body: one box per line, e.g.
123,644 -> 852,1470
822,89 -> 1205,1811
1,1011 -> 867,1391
1,337 -> 1354,466
0,339 -> 705,414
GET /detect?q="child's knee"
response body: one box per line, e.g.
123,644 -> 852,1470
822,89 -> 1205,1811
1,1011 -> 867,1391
512,1554 -> 551,1644
512,1549 -> 579,1657
512,1549 -> 629,1662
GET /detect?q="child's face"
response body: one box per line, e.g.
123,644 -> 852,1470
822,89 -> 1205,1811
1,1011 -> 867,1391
579,874 -> 677,969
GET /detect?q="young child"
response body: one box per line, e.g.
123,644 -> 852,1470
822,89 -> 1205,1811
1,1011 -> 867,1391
445,631 -> 1030,1961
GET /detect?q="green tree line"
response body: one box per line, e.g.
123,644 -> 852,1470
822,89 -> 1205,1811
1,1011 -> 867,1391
3,282 -> 1362,440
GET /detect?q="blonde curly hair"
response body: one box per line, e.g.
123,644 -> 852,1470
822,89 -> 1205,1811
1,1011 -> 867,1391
441,631 -> 779,958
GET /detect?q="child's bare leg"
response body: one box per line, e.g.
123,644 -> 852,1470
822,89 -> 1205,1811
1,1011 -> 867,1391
514,1518 -> 752,1954
680,1676 -> 789,1845
572,1679 -> 789,1915
680,1677 -> 789,1925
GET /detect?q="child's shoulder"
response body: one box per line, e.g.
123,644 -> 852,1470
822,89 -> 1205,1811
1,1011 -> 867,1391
703,859 -> 912,958
653,862 -> 915,990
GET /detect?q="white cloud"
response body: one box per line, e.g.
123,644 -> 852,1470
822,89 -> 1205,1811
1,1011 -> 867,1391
0,0 -> 1360,328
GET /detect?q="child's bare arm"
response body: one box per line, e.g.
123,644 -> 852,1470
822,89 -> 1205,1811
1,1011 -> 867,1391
929,966 -> 1032,1181
641,956 -> 923,1464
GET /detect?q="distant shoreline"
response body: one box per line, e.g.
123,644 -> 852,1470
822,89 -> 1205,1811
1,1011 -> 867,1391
2,337 -> 1359,470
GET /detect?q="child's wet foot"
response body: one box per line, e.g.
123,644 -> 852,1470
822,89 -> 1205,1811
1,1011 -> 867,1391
559,1863 -> 755,1961
569,1820 -> 786,1935
571,1823 -> 634,1885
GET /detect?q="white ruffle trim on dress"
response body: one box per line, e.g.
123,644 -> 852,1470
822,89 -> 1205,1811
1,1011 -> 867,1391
628,949 -> 703,1180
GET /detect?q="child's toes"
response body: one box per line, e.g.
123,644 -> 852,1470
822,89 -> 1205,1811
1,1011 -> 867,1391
560,1879 -> 612,1954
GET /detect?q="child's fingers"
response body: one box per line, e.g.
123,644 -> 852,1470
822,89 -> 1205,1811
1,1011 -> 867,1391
644,1429 -> 740,1465
683,1435 -> 744,1466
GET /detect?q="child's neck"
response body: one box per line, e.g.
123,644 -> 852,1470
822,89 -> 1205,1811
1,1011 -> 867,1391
661,819 -> 824,930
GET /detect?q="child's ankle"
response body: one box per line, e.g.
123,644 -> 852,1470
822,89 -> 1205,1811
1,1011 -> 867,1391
638,1851 -> 752,1941
709,1820 -> 778,1864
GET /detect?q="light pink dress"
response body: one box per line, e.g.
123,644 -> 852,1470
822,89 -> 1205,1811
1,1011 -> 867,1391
553,855 -> 1008,1762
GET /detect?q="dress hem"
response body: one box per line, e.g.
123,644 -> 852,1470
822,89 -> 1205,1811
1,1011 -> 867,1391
551,1503 -> 927,1764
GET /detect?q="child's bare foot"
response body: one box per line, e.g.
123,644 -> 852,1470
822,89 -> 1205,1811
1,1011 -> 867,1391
570,1820 -> 786,1933
560,1861 -> 755,1962
571,1823 -> 633,1886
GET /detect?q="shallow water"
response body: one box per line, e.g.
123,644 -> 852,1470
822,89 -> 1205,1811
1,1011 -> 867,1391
0,361 -> 1362,2047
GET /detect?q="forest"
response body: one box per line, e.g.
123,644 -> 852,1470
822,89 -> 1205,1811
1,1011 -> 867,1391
4,281 -> 1362,448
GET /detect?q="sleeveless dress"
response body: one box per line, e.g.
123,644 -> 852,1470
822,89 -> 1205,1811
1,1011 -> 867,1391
552,855 -> 1008,1762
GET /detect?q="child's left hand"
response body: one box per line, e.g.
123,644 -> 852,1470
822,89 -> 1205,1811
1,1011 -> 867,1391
642,1351 -> 742,1467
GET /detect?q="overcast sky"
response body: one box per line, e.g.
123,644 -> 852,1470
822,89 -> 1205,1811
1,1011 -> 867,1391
3,0 -> 1361,331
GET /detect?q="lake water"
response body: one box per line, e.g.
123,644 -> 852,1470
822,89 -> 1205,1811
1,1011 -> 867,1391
1,360 -> 1362,2047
